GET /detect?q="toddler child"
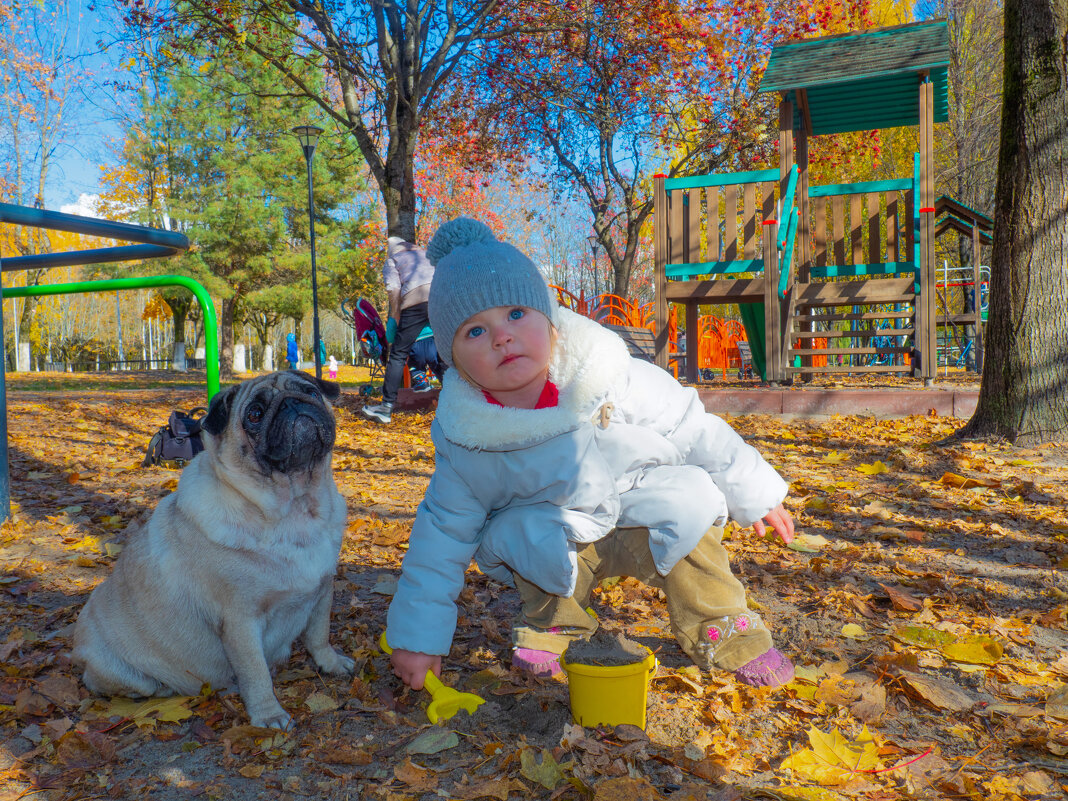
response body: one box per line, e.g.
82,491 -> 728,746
386,218 -> 795,690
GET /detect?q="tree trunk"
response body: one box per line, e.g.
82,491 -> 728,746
220,296 -> 236,380
958,0 -> 1068,445
382,134 -> 418,242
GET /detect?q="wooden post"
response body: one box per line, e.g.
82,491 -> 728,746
685,301 -> 699,384
654,175 -> 669,370
797,125 -> 813,381
771,95 -> 794,383
922,77 -> 937,381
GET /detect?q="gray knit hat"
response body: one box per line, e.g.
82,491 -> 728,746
427,218 -> 556,366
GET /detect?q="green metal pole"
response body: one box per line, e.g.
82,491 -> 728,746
1,275 -> 220,399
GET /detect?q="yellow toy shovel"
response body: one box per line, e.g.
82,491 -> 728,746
379,632 -> 485,724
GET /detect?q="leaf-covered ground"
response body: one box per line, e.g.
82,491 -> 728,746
1,370 -> 1067,801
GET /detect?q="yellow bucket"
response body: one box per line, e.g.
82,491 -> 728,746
560,648 -> 657,729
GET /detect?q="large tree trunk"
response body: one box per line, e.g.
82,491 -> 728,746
958,0 -> 1068,445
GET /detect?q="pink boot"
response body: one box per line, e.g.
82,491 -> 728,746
734,648 -> 794,688
512,648 -> 563,678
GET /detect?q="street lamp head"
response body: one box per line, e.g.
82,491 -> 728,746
292,124 -> 324,155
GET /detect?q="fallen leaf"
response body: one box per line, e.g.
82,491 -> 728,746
840,623 -> 870,641
903,674 -> 974,712
1045,685 -> 1068,721
941,635 -> 1003,665
939,472 -> 998,489
238,764 -> 265,778
855,461 -> 890,475
779,726 -> 882,785
394,758 -> 438,791
591,776 -> 661,800
520,746 -> 569,791
821,452 -> 848,465
406,728 -> 459,755
879,583 -> 923,612
304,692 -> 339,714
891,626 -> 957,650
452,776 -> 514,800
100,696 -> 195,728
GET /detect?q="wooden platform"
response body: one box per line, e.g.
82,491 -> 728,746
695,386 -> 978,418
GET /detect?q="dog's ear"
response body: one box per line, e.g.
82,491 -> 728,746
312,375 -> 341,402
202,385 -> 240,437
287,369 -> 340,402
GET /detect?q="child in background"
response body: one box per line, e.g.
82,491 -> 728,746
328,354 -> 338,380
386,218 -> 795,689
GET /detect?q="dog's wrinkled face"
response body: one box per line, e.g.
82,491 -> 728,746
202,371 -> 341,475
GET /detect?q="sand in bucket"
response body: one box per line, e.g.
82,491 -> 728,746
560,629 -> 657,729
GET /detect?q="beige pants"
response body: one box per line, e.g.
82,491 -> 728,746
512,526 -> 771,672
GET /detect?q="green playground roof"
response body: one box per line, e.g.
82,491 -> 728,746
760,20 -> 950,135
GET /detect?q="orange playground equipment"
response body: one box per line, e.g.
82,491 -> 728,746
551,286 -> 750,378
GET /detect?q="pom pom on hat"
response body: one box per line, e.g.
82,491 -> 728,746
426,218 -> 496,266
427,217 -> 556,367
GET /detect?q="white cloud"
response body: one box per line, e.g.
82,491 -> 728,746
59,193 -> 101,218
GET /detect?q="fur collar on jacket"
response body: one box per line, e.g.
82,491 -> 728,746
434,308 -> 631,450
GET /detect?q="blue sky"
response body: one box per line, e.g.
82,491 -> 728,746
37,1 -> 125,211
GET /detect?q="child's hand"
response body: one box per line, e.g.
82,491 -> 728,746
390,648 -> 441,690
753,503 -> 795,544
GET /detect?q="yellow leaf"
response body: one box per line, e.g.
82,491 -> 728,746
519,747 -> 568,791
780,726 -> 882,785
238,764 -> 265,778
101,696 -> 195,728
941,635 -> 1003,665
841,624 -> 870,641
806,497 -> 830,511
821,452 -> 848,465
304,692 -> 339,713
939,472 -> 998,489
855,461 -> 890,475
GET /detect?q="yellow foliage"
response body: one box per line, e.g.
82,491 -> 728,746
779,726 -> 882,785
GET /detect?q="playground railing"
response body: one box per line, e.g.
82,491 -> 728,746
661,169 -> 780,280
807,167 -> 919,280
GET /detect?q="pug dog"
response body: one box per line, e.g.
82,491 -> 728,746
73,371 -> 353,730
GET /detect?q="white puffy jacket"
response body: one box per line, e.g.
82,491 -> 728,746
386,309 -> 788,655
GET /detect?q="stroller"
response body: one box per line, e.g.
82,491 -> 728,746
341,297 -> 389,380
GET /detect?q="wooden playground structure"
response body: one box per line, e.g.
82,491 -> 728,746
650,20 -> 986,384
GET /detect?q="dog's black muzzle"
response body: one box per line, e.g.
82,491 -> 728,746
254,391 -> 336,474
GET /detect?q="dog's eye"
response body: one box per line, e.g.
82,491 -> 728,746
302,385 -> 320,400
246,405 -> 264,424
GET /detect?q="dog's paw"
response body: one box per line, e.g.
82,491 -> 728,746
314,649 -> 356,676
248,704 -> 294,732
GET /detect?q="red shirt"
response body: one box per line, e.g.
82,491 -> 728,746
482,380 -> 559,409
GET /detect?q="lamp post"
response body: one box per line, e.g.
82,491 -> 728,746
293,124 -> 324,379
586,234 -> 600,298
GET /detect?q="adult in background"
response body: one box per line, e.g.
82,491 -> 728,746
361,237 -> 436,424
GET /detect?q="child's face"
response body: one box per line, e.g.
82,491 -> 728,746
452,306 -> 552,402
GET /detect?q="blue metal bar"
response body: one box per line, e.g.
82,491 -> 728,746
664,169 -> 778,190
0,203 -> 192,525
2,244 -> 183,271
0,203 -> 188,250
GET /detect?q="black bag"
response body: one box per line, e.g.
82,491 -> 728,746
143,407 -> 208,468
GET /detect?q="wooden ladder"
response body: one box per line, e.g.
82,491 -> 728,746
784,278 -> 918,375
